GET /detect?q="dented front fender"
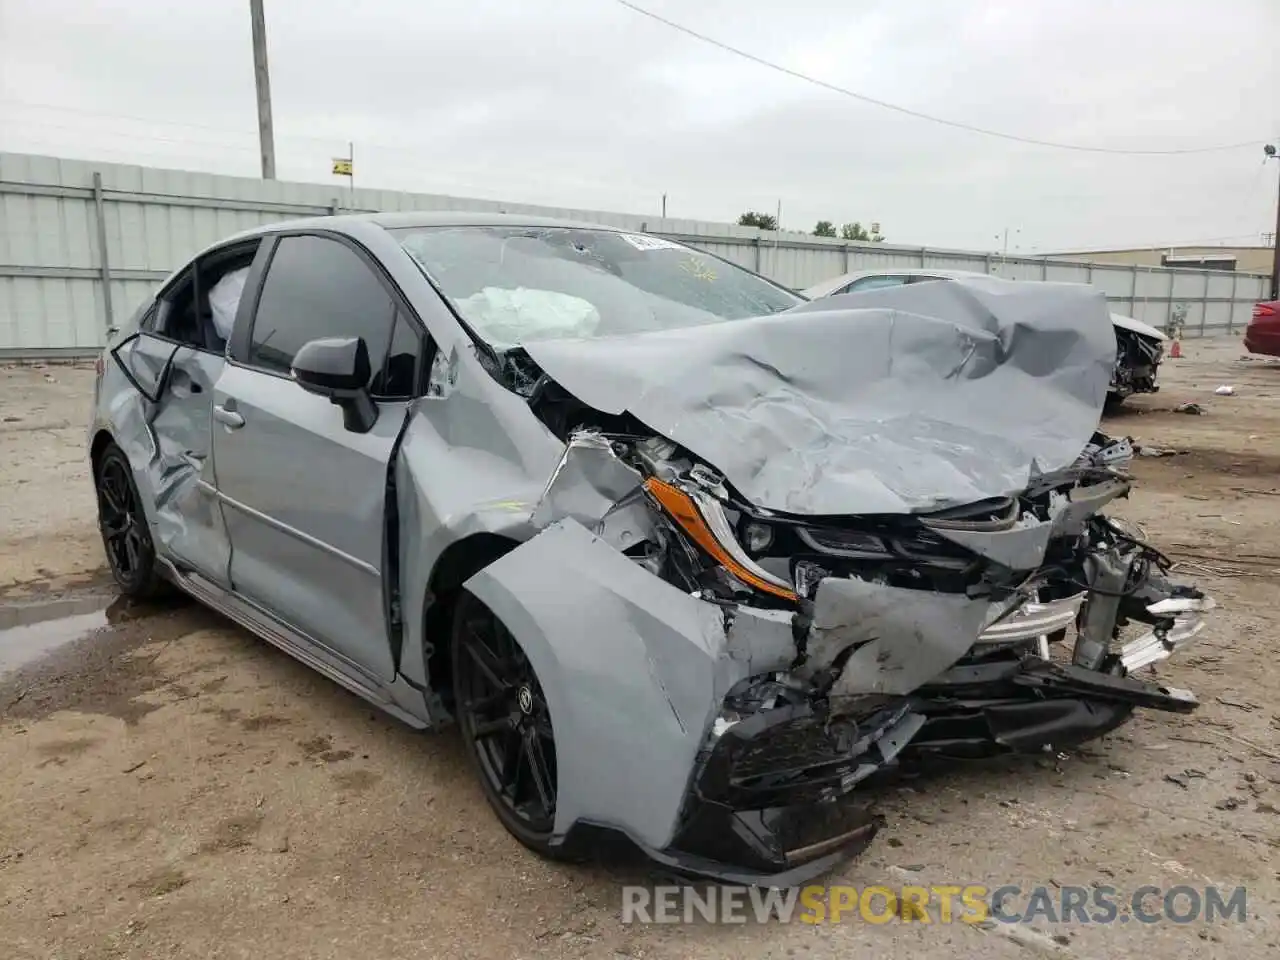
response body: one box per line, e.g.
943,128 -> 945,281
463,518 -> 794,851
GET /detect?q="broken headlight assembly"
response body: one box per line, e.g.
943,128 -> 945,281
640,469 -> 981,605
643,476 -> 799,601
740,520 -> 775,555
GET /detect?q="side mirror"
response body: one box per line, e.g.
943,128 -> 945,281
292,336 -> 378,433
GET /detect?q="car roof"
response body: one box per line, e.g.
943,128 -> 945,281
801,267 -> 987,299
234,210 -> 625,240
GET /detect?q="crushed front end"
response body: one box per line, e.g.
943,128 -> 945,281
470,278 -> 1213,883
591,438 -> 1213,880
1111,325 -> 1164,398
502,426 -> 1214,883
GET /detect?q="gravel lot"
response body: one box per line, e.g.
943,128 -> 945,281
1,340 -> 1278,959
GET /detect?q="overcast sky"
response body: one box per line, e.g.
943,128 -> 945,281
1,0 -> 1277,251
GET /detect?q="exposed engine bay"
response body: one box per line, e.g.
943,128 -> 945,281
1111,324 -> 1164,398
529,417 -> 1211,722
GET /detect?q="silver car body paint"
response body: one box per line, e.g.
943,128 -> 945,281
922,517 -> 1057,571
530,432 -> 643,530
521,277 -> 1116,515
101,316 -> 234,589
1110,312 -> 1166,341
802,268 -> 1167,345
210,363 -> 406,679
465,518 -> 792,850
804,576 -> 992,698
87,213 -> 1208,873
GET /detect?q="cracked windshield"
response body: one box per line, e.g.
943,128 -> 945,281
395,225 -> 800,349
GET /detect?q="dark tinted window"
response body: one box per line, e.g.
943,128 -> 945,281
155,268 -> 203,347
138,302 -> 159,333
370,311 -> 424,398
248,235 -> 395,385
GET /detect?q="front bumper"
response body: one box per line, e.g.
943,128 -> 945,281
468,518 -> 1215,886
654,702 -> 921,885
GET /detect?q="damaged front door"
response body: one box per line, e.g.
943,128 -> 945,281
111,262 -> 234,586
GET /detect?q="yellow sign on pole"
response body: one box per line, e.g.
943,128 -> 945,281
332,158 -> 353,177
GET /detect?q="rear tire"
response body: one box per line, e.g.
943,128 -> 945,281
94,442 -> 165,599
451,590 -> 570,859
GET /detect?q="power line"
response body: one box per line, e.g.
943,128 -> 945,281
0,98 -> 336,145
1,116 -> 262,154
613,0 -> 1268,157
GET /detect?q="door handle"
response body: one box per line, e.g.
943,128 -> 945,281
213,404 -> 245,429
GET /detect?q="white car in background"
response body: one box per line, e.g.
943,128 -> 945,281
802,269 -> 1167,403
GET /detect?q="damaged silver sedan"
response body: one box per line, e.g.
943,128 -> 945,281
89,213 -> 1214,885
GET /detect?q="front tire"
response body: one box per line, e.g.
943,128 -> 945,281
94,442 -> 165,599
451,590 -> 566,859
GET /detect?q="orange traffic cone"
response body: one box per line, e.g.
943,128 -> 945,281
1169,338 -> 1182,359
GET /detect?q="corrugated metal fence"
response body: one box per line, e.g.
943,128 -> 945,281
1,152 -> 1268,358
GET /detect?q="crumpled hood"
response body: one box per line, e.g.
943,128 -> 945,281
521,276 -> 1116,515
1110,312 -> 1167,342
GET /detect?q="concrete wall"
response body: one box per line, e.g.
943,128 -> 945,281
1047,245 -> 1275,274
1,152 -> 1269,357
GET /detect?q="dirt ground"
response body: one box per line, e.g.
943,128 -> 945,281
1,341 -> 1277,959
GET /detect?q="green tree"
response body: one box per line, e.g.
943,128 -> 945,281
813,220 -> 837,237
738,211 -> 778,231
840,221 -> 886,242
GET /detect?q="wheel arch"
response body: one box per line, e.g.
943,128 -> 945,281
89,428 -> 117,472
422,532 -> 522,710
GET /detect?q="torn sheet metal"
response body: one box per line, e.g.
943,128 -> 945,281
464,518 -> 756,850
530,431 -> 642,530
804,576 -> 991,697
723,605 -> 799,675
922,516 -> 1055,571
592,489 -> 658,551
520,276 -> 1115,515
1049,477 -> 1130,537
107,336 -> 232,586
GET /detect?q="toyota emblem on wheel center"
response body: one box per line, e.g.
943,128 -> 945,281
517,685 -> 534,715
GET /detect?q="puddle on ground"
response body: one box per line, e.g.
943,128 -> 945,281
0,594 -> 127,676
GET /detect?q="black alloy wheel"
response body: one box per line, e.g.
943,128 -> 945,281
452,590 -> 565,857
95,443 -> 164,598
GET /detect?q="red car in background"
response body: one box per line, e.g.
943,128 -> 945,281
1245,301 -> 1280,357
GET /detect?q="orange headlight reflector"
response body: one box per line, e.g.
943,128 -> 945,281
643,477 -> 798,602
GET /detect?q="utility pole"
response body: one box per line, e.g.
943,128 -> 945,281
249,0 -> 276,180
1266,144 -> 1279,300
